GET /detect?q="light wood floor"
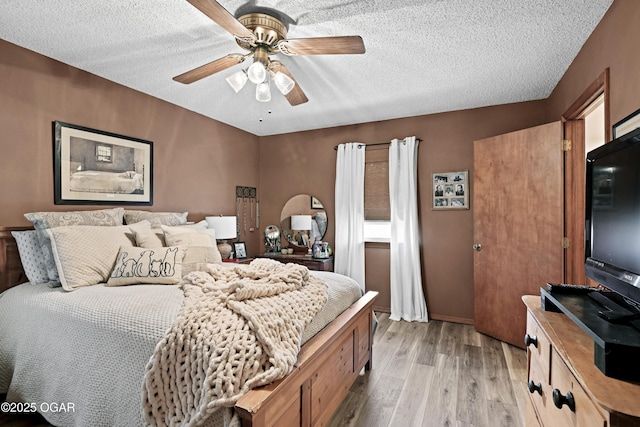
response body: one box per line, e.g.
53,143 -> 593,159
1,313 -> 528,427
327,312 -> 528,427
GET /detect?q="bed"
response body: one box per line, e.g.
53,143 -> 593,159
69,170 -> 144,193
0,223 -> 377,427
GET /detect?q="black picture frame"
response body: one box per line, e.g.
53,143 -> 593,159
53,121 -> 153,205
311,196 -> 324,209
612,107 -> 640,140
233,241 -> 248,259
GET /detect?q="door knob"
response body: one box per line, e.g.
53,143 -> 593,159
473,244 -> 482,251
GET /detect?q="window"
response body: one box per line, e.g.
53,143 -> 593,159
364,148 -> 391,242
96,144 -> 112,162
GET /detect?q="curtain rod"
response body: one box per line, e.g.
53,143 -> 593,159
332,138 -> 421,151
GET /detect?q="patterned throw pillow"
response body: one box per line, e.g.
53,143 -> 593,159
11,230 -> 49,284
24,208 -> 125,286
123,210 -> 188,228
106,246 -> 185,286
46,224 -> 136,291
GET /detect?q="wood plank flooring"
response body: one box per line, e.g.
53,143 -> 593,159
326,312 -> 528,427
1,313 -> 527,427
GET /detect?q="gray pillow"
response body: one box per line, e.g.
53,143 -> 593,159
11,230 -> 49,284
124,210 -> 188,228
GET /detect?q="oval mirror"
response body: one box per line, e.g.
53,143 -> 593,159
280,194 -> 327,252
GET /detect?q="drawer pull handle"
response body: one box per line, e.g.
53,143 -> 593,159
524,334 -> 538,348
527,380 -> 542,395
552,389 -> 575,412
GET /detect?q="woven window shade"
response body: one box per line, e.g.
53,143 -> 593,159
364,149 -> 390,220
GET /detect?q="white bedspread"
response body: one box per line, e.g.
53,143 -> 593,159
0,270 -> 362,427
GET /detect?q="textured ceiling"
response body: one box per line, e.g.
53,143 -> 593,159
0,0 -> 613,136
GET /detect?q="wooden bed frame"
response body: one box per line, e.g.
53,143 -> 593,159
0,226 -> 377,427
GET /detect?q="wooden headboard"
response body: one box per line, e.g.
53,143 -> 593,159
0,226 -> 31,293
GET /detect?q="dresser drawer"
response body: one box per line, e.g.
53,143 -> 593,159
549,350 -> 607,427
527,356 -> 554,427
526,311 -> 551,382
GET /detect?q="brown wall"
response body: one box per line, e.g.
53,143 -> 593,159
546,0 -> 640,125
259,102 -> 548,322
0,39 -> 261,255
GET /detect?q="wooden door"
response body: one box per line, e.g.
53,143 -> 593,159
473,122 -> 564,348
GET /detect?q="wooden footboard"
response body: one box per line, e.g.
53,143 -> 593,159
235,290 -> 377,427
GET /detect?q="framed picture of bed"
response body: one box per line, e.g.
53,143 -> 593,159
53,121 -> 153,205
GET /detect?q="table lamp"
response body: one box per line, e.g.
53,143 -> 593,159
290,214 -> 312,254
205,216 -> 237,259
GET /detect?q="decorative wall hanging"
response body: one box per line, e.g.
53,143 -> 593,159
432,170 -> 469,210
53,121 -> 153,205
236,186 -> 258,238
612,107 -> 640,139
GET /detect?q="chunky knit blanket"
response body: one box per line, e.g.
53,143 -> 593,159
143,258 -> 328,427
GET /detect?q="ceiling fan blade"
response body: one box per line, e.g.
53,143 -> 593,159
173,54 -> 245,84
278,36 -> 365,56
270,61 -> 308,106
186,0 -> 256,42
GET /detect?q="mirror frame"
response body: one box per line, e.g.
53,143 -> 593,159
280,194 -> 327,251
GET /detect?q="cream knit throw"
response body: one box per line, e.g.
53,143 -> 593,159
143,258 -> 328,427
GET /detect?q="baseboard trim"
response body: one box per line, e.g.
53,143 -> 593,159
429,313 -> 474,325
373,307 -> 474,325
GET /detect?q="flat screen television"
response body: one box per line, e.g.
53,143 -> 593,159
585,126 -> 640,315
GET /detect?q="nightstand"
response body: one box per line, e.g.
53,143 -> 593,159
255,253 -> 334,272
223,257 -> 254,264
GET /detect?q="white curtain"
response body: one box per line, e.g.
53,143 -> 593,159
389,136 -> 429,322
334,143 -> 365,291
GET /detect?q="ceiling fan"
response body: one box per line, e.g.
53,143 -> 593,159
173,0 -> 366,105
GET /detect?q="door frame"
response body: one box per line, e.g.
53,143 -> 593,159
561,68 -> 610,285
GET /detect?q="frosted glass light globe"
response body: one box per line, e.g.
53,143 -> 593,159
256,82 -> 271,102
247,61 -> 266,84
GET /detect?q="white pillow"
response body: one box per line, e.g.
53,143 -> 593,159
133,228 -> 166,248
161,226 -> 217,247
180,220 -> 208,229
11,230 -> 49,284
107,246 -> 185,286
132,221 -> 208,248
46,224 -> 137,291
161,226 -> 222,267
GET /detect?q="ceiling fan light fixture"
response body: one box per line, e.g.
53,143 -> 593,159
273,71 -> 295,95
256,81 -> 271,102
225,69 -> 248,93
247,61 -> 267,84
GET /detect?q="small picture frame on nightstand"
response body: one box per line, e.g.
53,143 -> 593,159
233,242 -> 247,259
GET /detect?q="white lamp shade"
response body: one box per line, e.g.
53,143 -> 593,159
273,71 -> 295,95
247,61 -> 266,84
226,70 -> 248,93
205,216 -> 237,240
291,215 -> 312,230
256,82 -> 271,102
